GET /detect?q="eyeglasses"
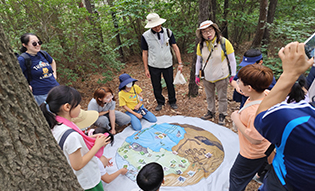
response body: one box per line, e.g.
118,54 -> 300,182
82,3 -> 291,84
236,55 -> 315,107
32,41 -> 42,47
202,28 -> 215,34
104,95 -> 113,102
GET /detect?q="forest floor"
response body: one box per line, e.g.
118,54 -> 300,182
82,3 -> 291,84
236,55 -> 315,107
72,53 -> 261,191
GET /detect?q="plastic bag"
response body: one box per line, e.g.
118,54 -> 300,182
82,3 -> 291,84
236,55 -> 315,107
173,70 -> 186,85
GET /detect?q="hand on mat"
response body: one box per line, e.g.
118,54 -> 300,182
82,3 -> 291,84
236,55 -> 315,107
120,168 -> 128,175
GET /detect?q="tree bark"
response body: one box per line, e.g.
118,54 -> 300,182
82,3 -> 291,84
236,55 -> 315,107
262,0 -> 278,47
210,0 -> 217,22
84,0 -> 104,45
251,0 -> 268,48
221,0 -> 229,38
0,24 -> 83,191
188,0 -> 210,97
107,0 -> 125,61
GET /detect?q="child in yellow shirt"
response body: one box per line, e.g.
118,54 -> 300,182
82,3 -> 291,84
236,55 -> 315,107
118,74 -> 157,131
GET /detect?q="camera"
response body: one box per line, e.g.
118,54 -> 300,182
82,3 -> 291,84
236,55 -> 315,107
304,32 -> 315,59
140,108 -> 147,115
199,69 -> 205,79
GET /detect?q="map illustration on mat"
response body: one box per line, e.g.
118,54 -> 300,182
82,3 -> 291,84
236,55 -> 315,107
116,123 -> 224,186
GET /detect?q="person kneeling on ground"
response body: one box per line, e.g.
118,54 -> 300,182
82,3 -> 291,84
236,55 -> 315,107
118,73 -> 157,131
88,86 -> 131,135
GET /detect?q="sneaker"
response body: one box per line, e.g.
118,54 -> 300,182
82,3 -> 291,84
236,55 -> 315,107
169,103 -> 178,109
201,110 -> 214,120
155,104 -> 163,111
218,114 -> 226,125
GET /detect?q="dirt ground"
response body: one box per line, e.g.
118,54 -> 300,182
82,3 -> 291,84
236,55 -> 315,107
72,54 -> 261,190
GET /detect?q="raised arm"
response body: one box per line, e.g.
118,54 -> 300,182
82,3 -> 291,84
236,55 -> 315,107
256,42 -> 314,116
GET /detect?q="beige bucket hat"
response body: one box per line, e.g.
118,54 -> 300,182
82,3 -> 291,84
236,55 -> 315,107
72,109 -> 98,130
145,13 -> 166,28
196,20 -> 220,39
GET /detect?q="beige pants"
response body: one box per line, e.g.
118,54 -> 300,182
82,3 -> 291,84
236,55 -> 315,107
203,78 -> 228,115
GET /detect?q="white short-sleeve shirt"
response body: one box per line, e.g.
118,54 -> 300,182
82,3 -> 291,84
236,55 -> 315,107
52,124 -> 101,189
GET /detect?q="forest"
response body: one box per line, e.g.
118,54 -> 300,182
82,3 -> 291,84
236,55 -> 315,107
1,0 -> 315,88
1,1 -> 315,190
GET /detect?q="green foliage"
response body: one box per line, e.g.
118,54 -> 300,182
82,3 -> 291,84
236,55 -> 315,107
2,0 -> 315,85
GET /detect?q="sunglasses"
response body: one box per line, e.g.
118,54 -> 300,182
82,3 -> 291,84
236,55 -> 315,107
32,41 -> 42,46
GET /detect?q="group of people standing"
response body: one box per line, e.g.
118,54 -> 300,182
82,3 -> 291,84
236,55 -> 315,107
16,12 -> 315,191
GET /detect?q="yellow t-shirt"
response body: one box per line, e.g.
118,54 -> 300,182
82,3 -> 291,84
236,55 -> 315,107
196,37 -> 234,62
118,84 -> 143,110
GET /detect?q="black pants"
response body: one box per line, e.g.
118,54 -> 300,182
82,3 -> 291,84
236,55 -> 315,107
149,65 -> 176,105
229,153 -> 267,191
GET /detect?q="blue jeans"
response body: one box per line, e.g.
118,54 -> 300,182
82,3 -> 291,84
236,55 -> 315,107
126,106 -> 157,131
34,94 -> 48,105
94,111 -> 131,134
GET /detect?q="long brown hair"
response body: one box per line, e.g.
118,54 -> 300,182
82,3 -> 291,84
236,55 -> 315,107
199,26 -> 222,51
93,87 -> 116,107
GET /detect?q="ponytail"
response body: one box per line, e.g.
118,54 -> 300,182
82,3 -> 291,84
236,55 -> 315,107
39,85 -> 82,129
40,101 -> 58,129
287,75 -> 306,103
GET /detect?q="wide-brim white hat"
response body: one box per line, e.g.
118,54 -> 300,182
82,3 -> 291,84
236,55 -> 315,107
195,20 -> 220,40
145,13 -> 166,28
72,109 -> 98,130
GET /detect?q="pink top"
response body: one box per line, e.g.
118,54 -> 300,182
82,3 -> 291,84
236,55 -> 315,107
56,116 -> 104,158
238,94 -> 271,159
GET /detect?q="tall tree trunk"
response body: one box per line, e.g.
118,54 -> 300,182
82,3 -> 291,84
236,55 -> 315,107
221,0 -> 229,38
84,0 -> 104,45
107,0 -> 125,61
210,0 -> 217,22
251,0 -> 268,48
188,0 -> 210,97
262,0 -> 278,47
0,24 -> 83,190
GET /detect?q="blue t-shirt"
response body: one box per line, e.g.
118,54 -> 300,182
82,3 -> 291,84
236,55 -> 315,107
254,101 -> 315,190
18,51 -> 59,95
